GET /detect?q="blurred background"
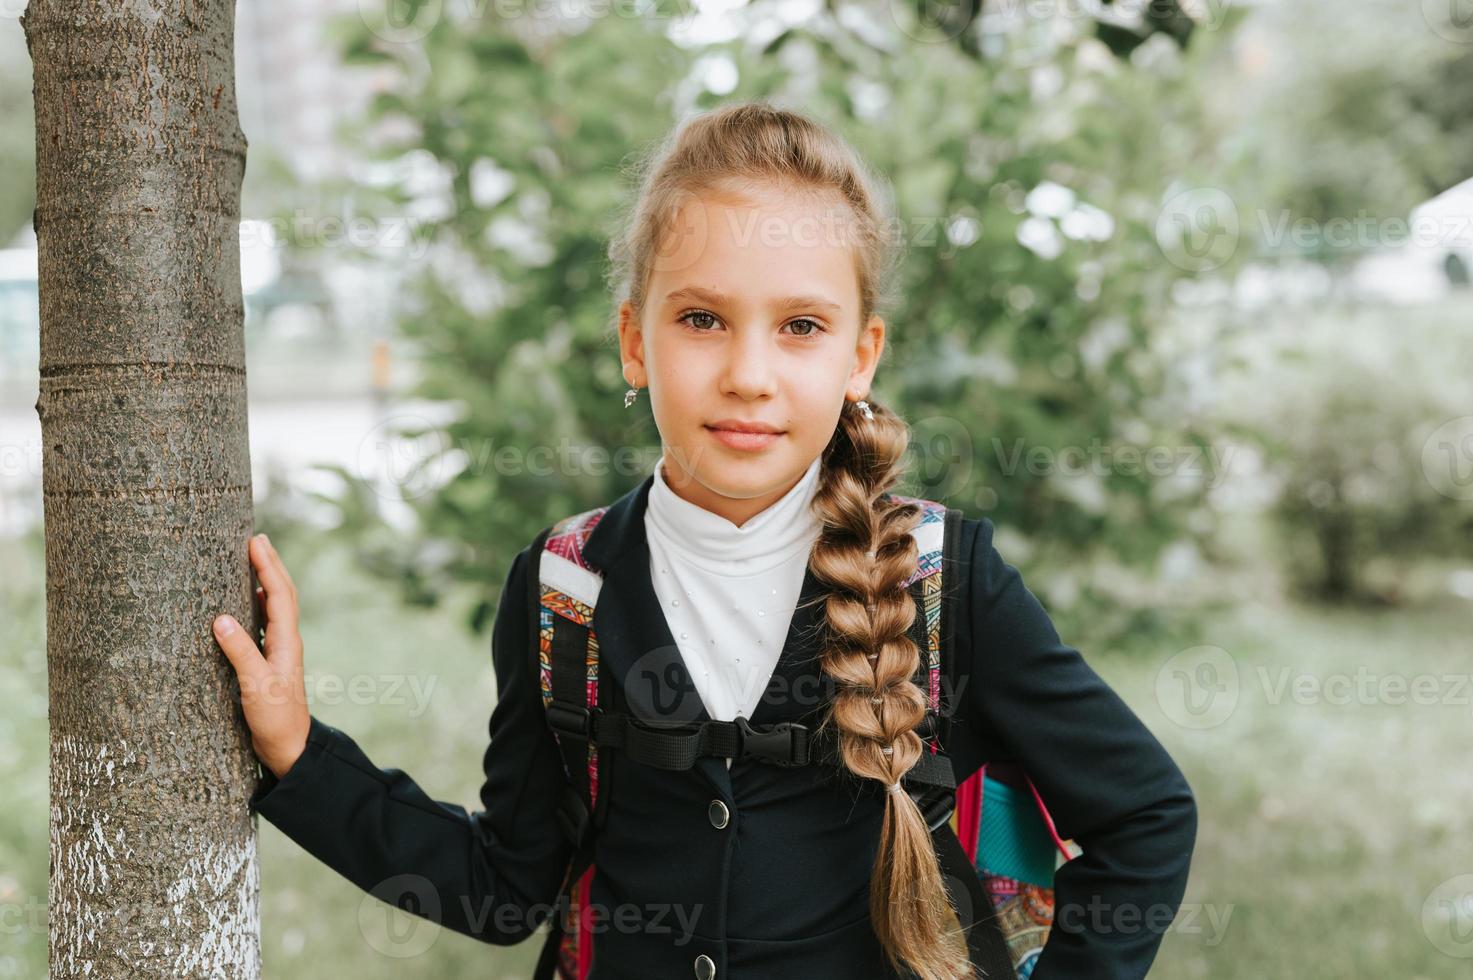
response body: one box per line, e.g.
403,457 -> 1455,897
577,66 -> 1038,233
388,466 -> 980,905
3,0 -> 1472,976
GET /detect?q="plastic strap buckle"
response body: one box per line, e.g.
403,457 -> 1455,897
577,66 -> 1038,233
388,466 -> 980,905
546,700 -> 599,741
733,715 -> 810,767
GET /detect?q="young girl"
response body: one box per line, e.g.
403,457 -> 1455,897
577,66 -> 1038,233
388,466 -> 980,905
214,102 -> 1196,980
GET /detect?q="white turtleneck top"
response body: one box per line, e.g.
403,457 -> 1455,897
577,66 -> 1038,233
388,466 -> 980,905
645,455 -> 824,766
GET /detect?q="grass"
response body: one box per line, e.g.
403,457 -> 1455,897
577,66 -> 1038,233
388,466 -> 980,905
3,519 -> 1470,978
1139,592 -> 1472,979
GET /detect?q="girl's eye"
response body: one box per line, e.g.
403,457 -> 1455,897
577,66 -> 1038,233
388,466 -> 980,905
678,310 -> 719,331
785,318 -> 824,338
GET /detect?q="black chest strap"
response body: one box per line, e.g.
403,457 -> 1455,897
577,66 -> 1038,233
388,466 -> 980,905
545,701 -> 955,789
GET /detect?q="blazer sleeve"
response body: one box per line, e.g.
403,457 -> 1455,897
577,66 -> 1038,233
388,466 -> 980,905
960,517 -> 1197,980
247,544 -> 573,945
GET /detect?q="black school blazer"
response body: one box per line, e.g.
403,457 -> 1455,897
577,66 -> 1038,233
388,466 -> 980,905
250,473 -> 1198,980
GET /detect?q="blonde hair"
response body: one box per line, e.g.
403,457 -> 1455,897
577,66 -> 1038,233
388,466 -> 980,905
606,100 -> 970,980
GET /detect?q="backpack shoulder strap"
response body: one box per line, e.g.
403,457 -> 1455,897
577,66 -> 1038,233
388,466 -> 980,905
886,493 -> 963,745
533,506 -> 612,839
529,506 -> 611,980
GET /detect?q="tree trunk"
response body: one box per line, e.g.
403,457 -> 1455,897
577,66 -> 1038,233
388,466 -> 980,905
22,1 -> 261,976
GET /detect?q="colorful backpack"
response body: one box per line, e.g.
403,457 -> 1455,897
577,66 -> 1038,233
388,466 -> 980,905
526,492 -> 1078,980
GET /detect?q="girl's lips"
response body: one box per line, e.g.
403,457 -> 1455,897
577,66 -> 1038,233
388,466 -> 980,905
705,425 -> 784,451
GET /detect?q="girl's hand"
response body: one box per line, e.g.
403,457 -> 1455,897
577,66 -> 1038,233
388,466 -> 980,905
213,533 -> 310,780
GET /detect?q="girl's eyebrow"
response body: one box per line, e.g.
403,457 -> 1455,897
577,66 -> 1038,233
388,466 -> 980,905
663,285 -> 842,316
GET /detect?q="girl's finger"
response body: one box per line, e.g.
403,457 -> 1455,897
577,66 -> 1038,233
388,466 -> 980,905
213,615 -> 266,681
260,535 -> 298,601
250,535 -> 298,627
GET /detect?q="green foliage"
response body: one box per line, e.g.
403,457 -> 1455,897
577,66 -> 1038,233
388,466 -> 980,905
0,529 -> 47,979
0,24 -> 37,245
1214,301 -> 1473,603
303,7 -> 1265,646
1202,0 -> 1473,263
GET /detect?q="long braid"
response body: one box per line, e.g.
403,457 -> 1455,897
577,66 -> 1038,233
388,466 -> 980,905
808,397 -> 971,980
607,99 -> 972,979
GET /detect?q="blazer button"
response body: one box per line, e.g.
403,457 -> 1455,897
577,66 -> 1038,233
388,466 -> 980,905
694,952 -> 716,979
707,799 -> 729,829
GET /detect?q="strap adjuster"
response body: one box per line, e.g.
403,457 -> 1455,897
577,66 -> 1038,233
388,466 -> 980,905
547,700 -> 599,741
734,715 -> 809,767
914,787 -> 958,833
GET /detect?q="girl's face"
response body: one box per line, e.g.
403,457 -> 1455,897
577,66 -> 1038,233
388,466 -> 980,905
618,182 -> 885,528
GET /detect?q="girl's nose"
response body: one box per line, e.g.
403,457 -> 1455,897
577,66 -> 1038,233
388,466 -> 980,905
720,330 -> 779,399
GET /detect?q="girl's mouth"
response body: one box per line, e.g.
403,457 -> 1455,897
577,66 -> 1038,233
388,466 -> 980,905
704,424 -> 785,452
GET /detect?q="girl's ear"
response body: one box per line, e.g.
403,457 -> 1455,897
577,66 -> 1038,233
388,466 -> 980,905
618,299 -> 648,385
849,313 -> 886,392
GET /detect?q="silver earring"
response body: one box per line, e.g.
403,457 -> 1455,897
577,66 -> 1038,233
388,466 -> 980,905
624,386 -> 641,408
853,398 -> 874,420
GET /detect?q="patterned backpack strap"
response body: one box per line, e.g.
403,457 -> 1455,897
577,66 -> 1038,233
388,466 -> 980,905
531,506 -> 610,980
872,492 -> 965,831
885,492 -> 957,753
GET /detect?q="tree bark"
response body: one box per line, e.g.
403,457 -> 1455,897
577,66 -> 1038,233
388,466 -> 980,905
22,0 -> 261,976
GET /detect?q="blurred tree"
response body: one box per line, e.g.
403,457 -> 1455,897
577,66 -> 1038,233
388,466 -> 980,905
1216,313 -> 1473,604
22,0 -> 262,975
1213,0 -> 1473,266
